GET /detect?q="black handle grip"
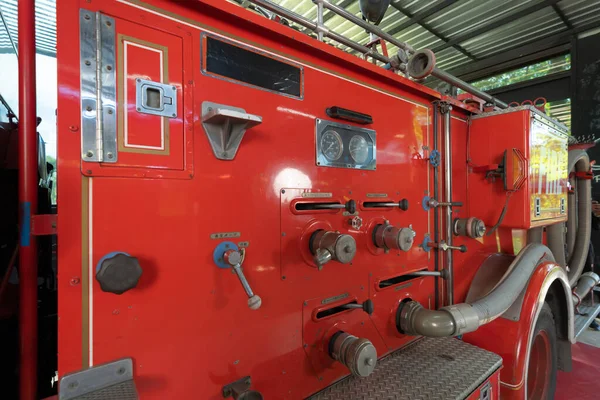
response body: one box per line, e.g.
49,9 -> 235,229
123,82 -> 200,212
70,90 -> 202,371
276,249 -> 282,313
345,200 -> 357,214
362,299 -> 374,315
459,245 -> 467,253
399,199 -> 409,211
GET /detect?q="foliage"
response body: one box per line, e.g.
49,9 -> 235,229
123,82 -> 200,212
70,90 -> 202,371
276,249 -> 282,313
469,54 -> 571,92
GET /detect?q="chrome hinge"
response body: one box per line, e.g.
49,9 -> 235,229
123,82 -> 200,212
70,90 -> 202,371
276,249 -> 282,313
79,9 -> 117,163
534,197 -> 541,217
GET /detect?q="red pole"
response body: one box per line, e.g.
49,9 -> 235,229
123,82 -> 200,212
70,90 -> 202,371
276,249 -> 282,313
18,0 -> 38,399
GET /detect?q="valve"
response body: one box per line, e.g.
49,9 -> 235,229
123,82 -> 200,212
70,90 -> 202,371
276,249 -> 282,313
213,242 -> 261,310
421,237 -> 466,253
96,252 -> 142,295
453,217 -> 486,238
328,331 -> 377,377
309,230 -> 357,270
373,222 -> 415,252
421,196 -> 463,211
340,299 -> 374,315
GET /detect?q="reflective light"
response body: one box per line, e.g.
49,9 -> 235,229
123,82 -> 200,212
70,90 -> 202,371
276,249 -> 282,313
273,168 -> 312,196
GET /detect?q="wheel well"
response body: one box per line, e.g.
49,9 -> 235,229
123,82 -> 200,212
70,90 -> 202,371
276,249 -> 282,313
544,279 -> 572,372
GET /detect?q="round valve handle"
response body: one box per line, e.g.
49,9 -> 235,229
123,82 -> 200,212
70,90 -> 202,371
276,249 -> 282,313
224,249 -> 262,310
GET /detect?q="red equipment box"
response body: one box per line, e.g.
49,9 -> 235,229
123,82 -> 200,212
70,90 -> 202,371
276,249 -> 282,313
468,106 -> 569,229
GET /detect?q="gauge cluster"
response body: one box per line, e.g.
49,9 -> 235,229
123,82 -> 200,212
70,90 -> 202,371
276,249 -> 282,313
315,119 -> 376,170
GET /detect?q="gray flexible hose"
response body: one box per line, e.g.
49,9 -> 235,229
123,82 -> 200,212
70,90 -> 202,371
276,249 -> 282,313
547,223 -> 566,268
399,244 -> 553,336
566,150 -> 591,287
566,175 -> 577,260
572,272 -> 600,305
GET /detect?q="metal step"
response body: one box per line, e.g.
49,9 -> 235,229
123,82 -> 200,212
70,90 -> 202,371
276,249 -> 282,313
574,302 -> 600,338
309,337 -> 502,400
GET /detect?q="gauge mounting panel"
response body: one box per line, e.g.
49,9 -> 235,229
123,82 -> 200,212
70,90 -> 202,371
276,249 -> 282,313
315,118 -> 376,170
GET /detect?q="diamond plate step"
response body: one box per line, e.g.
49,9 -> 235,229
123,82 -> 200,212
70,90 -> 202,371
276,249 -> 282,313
574,302 -> 600,338
308,337 -> 502,400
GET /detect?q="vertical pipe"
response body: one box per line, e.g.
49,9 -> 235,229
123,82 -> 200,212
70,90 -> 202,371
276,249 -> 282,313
18,0 -> 38,399
443,105 -> 454,305
432,104 -> 439,309
316,1 -> 324,41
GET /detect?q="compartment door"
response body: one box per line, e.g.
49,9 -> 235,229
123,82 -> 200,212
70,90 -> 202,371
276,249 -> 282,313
80,12 -> 191,178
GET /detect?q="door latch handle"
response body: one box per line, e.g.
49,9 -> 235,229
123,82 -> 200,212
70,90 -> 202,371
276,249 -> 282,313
135,78 -> 178,118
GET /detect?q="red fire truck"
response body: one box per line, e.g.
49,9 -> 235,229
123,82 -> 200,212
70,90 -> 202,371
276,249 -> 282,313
8,0 -> 598,399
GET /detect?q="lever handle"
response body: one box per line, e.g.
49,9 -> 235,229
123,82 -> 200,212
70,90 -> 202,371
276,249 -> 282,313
341,299 -> 374,315
224,250 -> 262,310
314,248 -> 333,270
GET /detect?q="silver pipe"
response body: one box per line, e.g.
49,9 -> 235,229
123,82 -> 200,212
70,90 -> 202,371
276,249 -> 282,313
406,271 -> 442,277
399,244 -> 554,337
431,68 -> 509,109
317,1 -> 324,41
250,0 -> 390,64
316,0 -> 414,53
443,105 -> 454,305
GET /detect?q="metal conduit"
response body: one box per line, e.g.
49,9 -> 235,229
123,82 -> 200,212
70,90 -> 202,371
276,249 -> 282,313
442,105 -> 454,305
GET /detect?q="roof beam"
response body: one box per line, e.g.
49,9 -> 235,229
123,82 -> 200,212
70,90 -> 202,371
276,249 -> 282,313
433,19 -> 600,84
432,0 -> 561,53
387,0 -> 459,36
323,0 -> 356,23
389,1 -> 477,60
552,3 -> 573,30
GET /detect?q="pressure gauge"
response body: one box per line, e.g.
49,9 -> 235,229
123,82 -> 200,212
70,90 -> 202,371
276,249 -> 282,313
349,135 -> 369,164
320,130 -> 344,161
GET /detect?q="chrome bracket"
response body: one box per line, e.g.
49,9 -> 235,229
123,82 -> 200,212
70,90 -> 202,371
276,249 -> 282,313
59,358 -> 137,400
80,9 -> 117,163
534,197 -> 541,217
201,101 -> 262,160
135,78 -> 177,118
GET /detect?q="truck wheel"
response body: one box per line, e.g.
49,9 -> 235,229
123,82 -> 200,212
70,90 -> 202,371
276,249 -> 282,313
527,304 -> 557,399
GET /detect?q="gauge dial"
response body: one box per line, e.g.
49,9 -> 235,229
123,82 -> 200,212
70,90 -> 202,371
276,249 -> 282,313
349,135 -> 369,164
320,130 -> 344,161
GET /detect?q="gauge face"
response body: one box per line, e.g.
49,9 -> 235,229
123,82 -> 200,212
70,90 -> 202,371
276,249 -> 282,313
349,135 -> 369,164
320,130 -> 344,161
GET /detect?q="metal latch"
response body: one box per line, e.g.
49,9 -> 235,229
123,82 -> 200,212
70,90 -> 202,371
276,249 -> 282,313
479,381 -> 492,400
79,10 -> 117,163
534,197 -> 541,217
135,79 -> 177,118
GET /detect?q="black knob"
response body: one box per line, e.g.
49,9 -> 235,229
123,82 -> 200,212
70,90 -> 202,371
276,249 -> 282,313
458,245 -> 467,253
362,299 -> 374,315
96,253 -> 142,295
399,199 -> 409,211
346,200 -> 357,214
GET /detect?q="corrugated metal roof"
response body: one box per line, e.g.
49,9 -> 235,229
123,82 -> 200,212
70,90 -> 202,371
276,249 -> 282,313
0,0 -> 56,57
255,0 -> 600,73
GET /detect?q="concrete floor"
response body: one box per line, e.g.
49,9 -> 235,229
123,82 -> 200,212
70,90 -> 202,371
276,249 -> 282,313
578,318 -> 600,347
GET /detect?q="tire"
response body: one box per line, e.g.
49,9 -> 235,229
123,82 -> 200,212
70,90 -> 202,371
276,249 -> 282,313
527,304 -> 557,400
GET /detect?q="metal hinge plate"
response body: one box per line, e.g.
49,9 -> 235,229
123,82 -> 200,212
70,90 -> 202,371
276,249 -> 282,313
80,9 -> 117,163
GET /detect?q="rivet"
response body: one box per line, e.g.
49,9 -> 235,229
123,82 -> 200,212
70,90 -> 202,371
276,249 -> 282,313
106,20 -> 112,27
281,189 -> 285,194
172,86 -> 177,90
70,277 -> 80,286
282,275 -> 286,280
117,367 -> 125,375
107,153 -> 114,159
86,151 -> 94,157
86,106 -> 92,112
137,107 -> 142,112
107,109 -> 113,115
84,14 -> 90,20
136,78 -> 141,82
233,360 -> 239,365
282,232 -> 286,237
106,65 -> 112,71
69,125 -> 79,132
85,60 -> 91,66
172,113 -> 176,117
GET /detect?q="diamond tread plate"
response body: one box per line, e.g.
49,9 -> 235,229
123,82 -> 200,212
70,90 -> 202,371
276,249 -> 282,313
71,381 -> 137,400
309,337 -> 502,400
574,302 -> 600,338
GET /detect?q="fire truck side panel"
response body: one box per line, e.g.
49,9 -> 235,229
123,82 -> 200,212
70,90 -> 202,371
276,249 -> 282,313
55,1 -> 493,398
